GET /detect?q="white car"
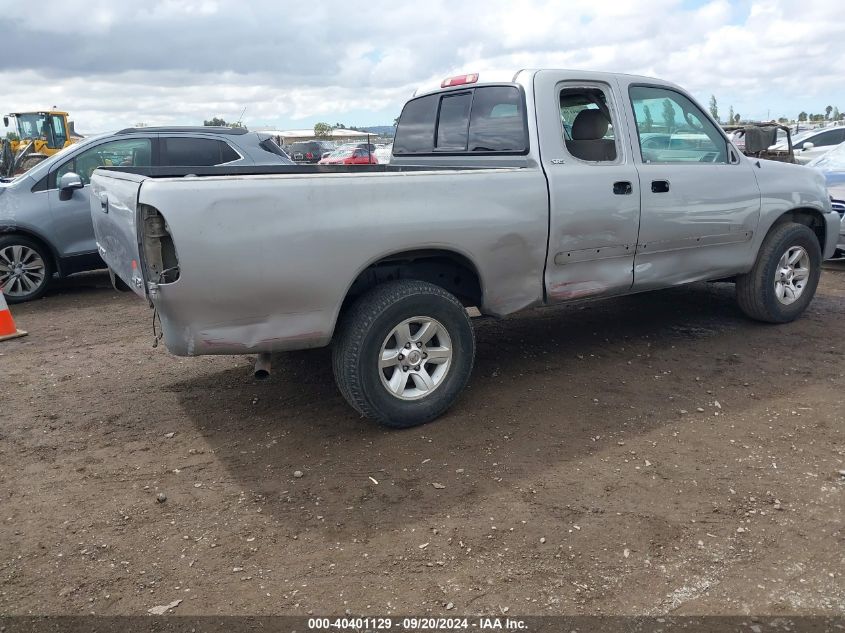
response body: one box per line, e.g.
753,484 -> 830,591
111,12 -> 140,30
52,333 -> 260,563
771,126 -> 845,165
808,143 -> 845,255
374,143 -> 393,163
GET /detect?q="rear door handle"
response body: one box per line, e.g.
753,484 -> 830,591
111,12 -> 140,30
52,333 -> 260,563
651,180 -> 670,193
613,181 -> 633,195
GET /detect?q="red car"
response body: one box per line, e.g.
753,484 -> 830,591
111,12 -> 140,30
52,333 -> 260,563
318,146 -> 378,165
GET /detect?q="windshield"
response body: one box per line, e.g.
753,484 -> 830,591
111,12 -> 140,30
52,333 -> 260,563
13,113 -> 46,139
807,141 -> 845,169
328,148 -> 355,158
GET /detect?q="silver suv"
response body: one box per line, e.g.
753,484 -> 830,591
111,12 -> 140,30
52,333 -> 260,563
0,127 -> 292,302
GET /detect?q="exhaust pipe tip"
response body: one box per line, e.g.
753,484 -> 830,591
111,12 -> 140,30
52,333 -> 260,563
254,353 -> 272,381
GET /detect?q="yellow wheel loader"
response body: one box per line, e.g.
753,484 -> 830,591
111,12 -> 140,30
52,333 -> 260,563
1,110 -> 82,178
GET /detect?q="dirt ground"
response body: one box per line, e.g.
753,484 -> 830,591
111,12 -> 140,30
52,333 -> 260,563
1,265 -> 843,617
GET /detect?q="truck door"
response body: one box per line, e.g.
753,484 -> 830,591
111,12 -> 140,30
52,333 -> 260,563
533,71 -> 642,302
619,81 -> 761,289
89,168 -> 150,299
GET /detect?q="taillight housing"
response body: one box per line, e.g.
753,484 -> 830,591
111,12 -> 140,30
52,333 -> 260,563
441,73 -> 479,88
305,152 -> 314,159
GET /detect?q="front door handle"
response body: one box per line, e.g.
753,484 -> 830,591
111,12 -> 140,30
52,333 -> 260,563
613,181 -> 633,195
651,180 -> 670,193
99,193 -> 109,213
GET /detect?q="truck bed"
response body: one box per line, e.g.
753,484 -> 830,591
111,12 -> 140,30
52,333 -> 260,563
90,163 -> 549,356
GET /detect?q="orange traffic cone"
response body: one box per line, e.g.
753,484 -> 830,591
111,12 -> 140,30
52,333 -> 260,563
0,289 -> 27,342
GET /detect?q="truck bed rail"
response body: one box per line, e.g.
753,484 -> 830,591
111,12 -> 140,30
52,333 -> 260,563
96,164 -> 496,179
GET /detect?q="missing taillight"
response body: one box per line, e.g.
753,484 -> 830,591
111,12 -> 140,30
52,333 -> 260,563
140,205 -> 180,284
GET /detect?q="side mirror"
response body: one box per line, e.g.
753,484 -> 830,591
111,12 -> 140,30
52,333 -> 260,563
59,172 -> 84,190
58,172 -> 84,201
801,142 -> 814,151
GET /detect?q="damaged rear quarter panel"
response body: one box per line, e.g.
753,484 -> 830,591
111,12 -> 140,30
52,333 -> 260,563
140,168 -> 548,356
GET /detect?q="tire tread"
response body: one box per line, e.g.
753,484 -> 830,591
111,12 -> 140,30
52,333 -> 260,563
332,280 -> 474,427
736,222 -> 821,323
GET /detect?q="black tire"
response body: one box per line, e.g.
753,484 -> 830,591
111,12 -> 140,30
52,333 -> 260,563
0,234 -> 53,304
332,280 -> 475,428
736,222 -> 821,323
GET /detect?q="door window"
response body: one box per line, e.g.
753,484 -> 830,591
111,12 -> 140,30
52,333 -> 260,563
54,138 -> 152,186
559,86 -> 618,162
161,137 -> 240,166
629,86 -> 728,164
49,115 -> 67,148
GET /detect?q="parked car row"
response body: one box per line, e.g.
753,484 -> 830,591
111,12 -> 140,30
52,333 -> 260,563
0,127 -> 293,302
285,140 -> 336,163
318,143 -> 379,165
807,142 -> 845,257
771,126 -> 845,165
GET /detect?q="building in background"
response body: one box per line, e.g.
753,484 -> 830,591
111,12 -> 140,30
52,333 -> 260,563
254,127 -> 385,146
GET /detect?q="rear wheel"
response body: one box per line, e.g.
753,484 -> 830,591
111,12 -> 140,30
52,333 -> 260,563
0,235 -> 53,303
332,280 -> 475,428
736,222 -> 821,323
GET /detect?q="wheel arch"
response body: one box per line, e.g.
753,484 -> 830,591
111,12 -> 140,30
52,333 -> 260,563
0,226 -> 61,276
333,248 -> 485,332
766,207 -> 827,254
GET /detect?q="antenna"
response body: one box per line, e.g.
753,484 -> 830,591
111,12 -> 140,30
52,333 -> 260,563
236,106 -> 247,127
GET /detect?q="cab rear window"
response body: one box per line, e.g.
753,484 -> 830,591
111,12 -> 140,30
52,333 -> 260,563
394,86 -> 528,155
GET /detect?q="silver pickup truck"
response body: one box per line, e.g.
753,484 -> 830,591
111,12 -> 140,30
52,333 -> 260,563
90,69 -> 839,428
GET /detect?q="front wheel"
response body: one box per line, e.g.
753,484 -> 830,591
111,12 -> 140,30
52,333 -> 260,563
736,222 -> 822,323
332,280 -> 475,428
0,235 -> 53,304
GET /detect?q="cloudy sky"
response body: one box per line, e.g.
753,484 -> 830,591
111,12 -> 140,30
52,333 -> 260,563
0,0 -> 842,134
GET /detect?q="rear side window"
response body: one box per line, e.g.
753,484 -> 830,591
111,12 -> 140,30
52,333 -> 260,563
394,86 -> 527,155
161,137 -> 239,166
258,137 -> 290,157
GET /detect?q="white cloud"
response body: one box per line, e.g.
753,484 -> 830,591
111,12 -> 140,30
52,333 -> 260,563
0,0 -> 842,131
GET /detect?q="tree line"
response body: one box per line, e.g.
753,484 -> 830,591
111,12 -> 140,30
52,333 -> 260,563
709,96 -> 843,125
202,117 -> 247,130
